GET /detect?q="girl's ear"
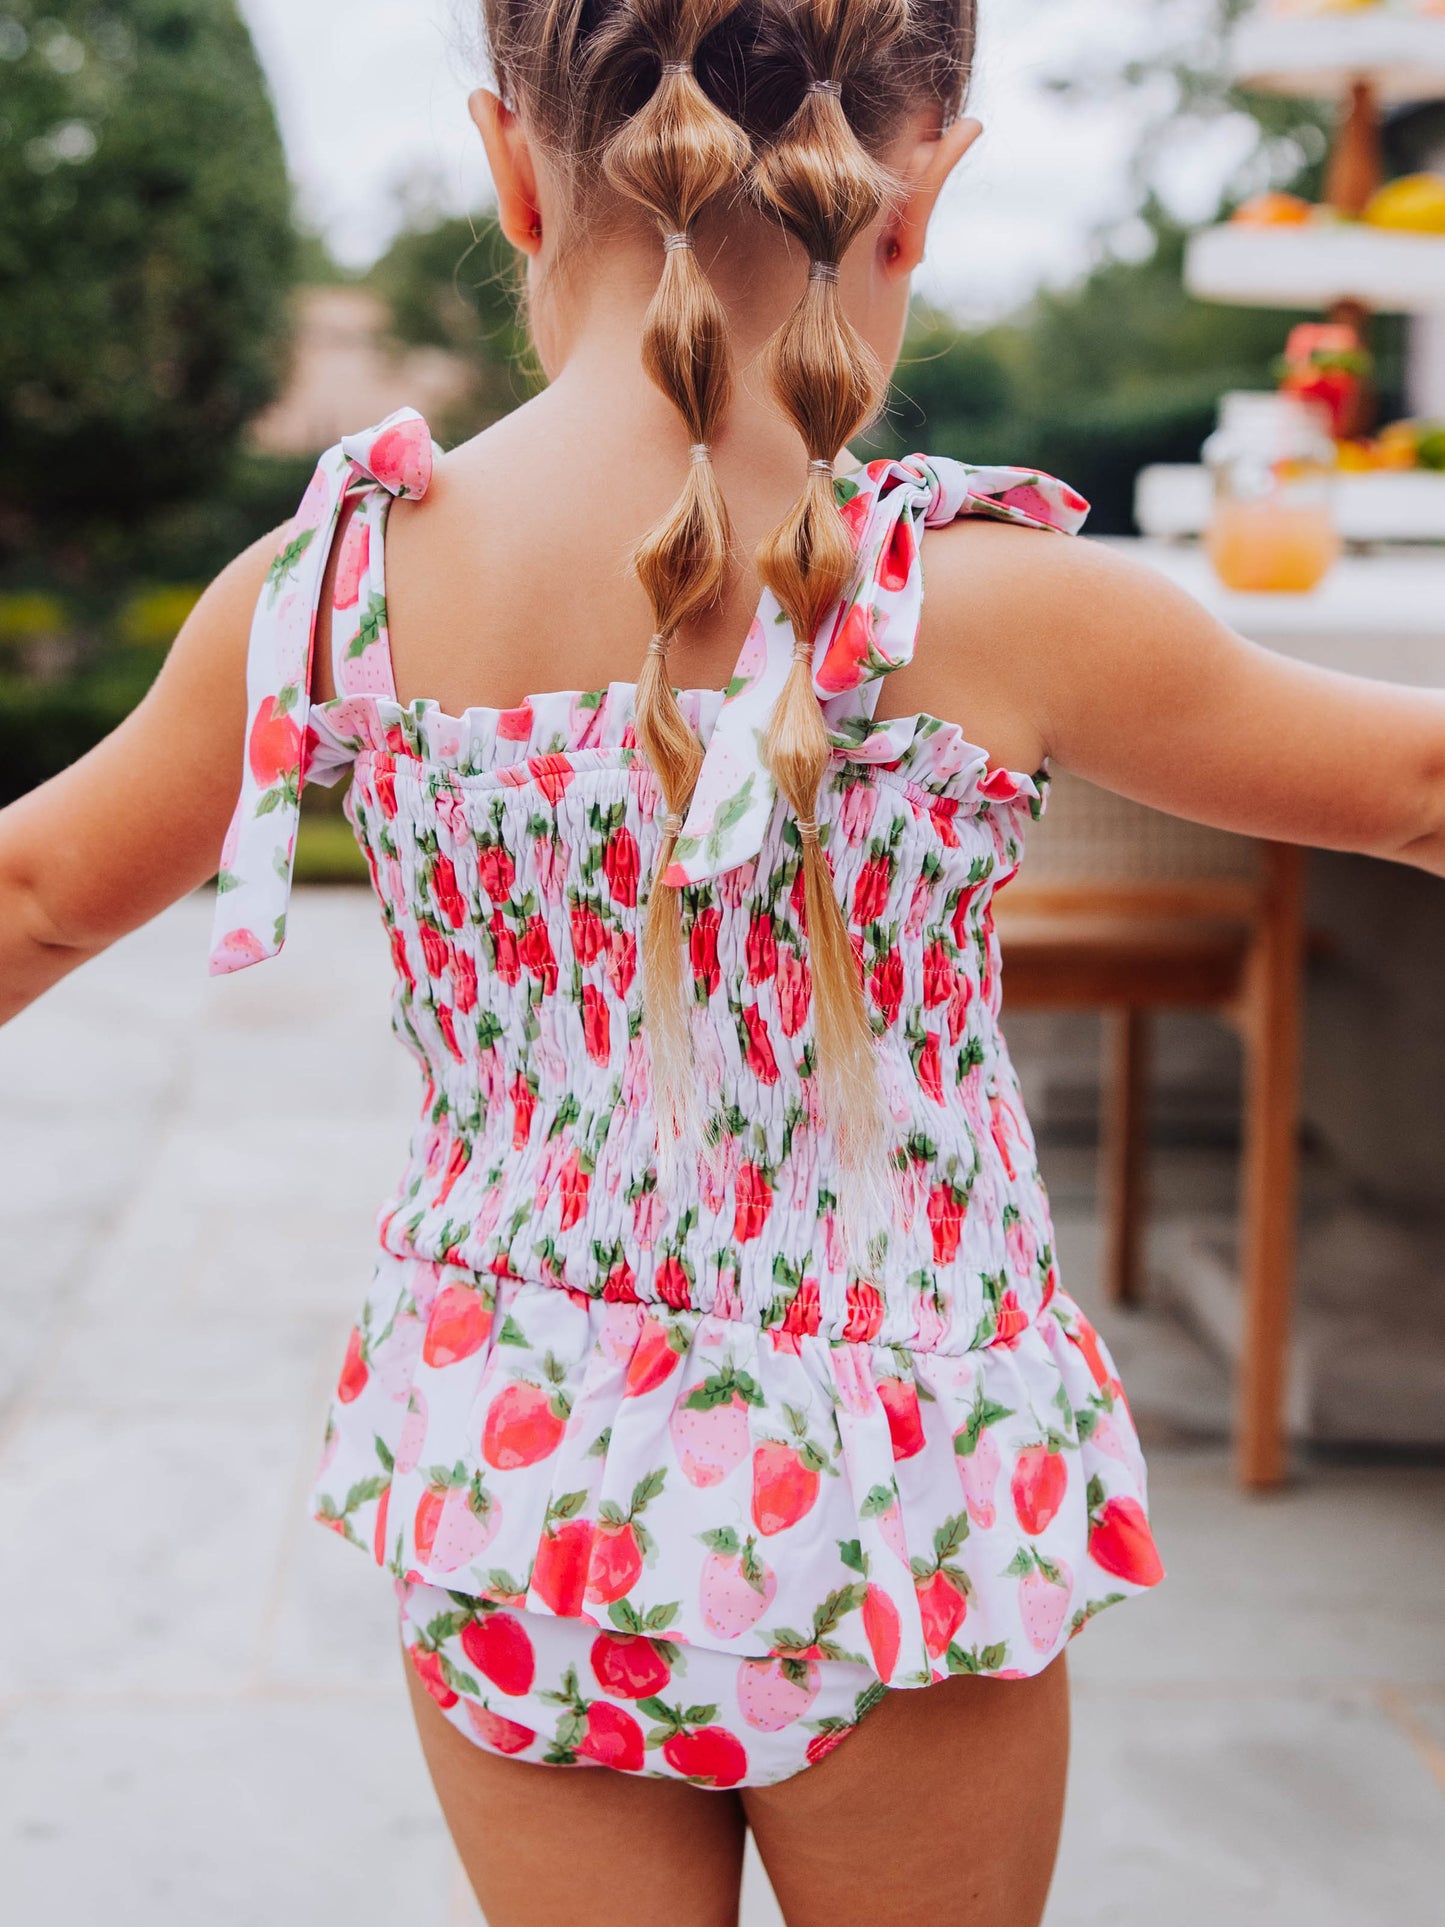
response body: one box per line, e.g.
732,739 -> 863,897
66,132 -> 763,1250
470,88 -> 545,255
881,116 -> 983,280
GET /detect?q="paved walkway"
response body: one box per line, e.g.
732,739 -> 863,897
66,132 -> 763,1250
2,893 -> 1442,1925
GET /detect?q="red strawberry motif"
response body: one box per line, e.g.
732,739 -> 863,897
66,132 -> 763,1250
926,1175 -> 969,1265
863,1583 -> 901,1681
532,1500 -> 594,1615
648,1706 -> 750,1788
752,1408 -> 831,1536
460,1610 -> 536,1697
1012,1440 -> 1069,1535
477,841 -> 515,904
590,1633 -> 672,1700
745,910 -> 778,984
463,1699 -> 536,1755
689,906 -> 722,995
732,1161 -> 774,1243
483,1370 -> 569,1471
585,1469 -> 665,1606
422,1283 -> 492,1367
911,1514 -> 972,1658
817,601 -> 873,697
372,1480 -> 391,1565
844,1280 -> 884,1344
869,948 -> 904,1028
853,852 -> 892,927
581,982 -> 611,1065
337,1325 -> 369,1403
578,1700 -> 645,1772
406,1641 -> 457,1709
569,898 -> 606,964
739,1005 -> 779,1085
1087,1479 -> 1164,1586
602,824 -> 640,907
625,1314 -> 686,1396
247,691 -> 302,787
877,1375 -> 926,1459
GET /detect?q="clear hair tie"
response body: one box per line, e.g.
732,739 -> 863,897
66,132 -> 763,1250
689,442 -> 711,465
662,230 -> 694,253
661,61 -> 691,77
795,814 -> 820,841
806,77 -> 843,97
647,633 -> 671,656
662,810 -> 686,838
807,458 -> 834,476
809,259 -> 840,283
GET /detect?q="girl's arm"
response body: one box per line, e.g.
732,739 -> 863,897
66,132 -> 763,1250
0,531 -> 281,1023
943,528 -> 1445,872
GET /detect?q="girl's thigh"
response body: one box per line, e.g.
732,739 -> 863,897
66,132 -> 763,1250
742,1655 -> 1071,1927
401,1639 -> 749,1927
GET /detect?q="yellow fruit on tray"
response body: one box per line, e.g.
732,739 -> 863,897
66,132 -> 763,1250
1363,175 -> 1445,235
1375,422 -> 1423,470
1232,192 -> 1313,227
1333,438 -> 1378,472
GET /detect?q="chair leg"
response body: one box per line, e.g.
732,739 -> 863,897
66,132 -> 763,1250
1237,843 -> 1307,1491
1101,1007 -> 1150,1307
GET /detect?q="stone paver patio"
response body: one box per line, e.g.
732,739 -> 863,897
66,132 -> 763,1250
2,892 -> 1442,1925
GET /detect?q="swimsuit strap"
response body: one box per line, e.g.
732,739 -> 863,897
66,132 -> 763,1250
663,453 -> 1091,889
209,407 -> 437,976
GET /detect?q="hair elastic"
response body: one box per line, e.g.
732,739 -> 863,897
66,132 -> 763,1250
661,61 -> 691,78
689,442 -> 711,465
806,77 -> 843,97
795,814 -> 820,841
807,458 -> 834,476
662,230 -> 694,253
662,810 -> 686,838
808,259 -> 840,284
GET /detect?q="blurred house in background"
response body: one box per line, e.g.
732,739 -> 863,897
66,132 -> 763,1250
248,285 -> 473,459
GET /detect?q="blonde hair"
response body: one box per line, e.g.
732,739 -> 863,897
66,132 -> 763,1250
480,0 -> 976,1192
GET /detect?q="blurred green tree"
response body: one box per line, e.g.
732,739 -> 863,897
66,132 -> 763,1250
0,0 -> 296,551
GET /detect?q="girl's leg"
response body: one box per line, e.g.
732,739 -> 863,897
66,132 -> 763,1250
742,1655 -> 1071,1927
402,1638 -> 749,1927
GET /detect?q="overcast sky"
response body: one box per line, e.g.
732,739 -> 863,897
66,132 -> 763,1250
239,0 -> 1238,323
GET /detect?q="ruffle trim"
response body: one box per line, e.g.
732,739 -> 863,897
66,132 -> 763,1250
312,1259 -> 1163,1689
303,684 -> 1047,818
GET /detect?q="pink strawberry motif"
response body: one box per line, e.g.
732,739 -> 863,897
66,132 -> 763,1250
584,1468 -> 665,1606
394,1388 -> 429,1474
737,1656 -> 819,1731
331,514 -> 369,610
482,1362 -> 570,1470
751,1406 -> 832,1537
366,415 -> 432,498
211,927 -> 268,973
669,1361 -> 763,1486
421,1281 -> 493,1369
1009,1547 -> 1073,1654
532,1498 -> 594,1615
698,1529 -> 777,1637
416,1466 -> 501,1573
1012,1439 -> 1070,1536
877,1375 -> 926,1460
860,1481 -> 909,1566
463,1699 -> 536,1755
460,1610 -> 536,1697
953,1388 -> 1014,1528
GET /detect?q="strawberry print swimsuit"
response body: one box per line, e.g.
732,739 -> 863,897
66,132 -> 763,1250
211,409 -> 1164,1789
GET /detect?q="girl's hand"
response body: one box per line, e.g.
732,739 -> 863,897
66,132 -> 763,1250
0,529 -> 282,1023
925,525 -> 1445,875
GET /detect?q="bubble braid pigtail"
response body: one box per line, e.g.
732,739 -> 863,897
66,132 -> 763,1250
749,0 -> 911,1245
599,2 -> 752,1182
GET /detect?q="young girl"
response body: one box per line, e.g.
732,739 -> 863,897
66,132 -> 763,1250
4,3 -> 1445,1922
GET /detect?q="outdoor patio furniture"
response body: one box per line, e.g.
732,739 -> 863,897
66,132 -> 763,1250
995,773 -> 1306,1494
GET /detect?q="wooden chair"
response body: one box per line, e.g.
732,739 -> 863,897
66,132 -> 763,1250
993,772 -> 1307,1490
